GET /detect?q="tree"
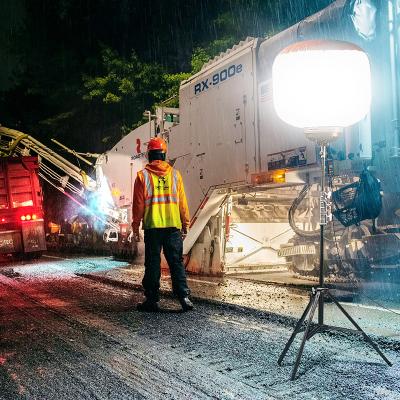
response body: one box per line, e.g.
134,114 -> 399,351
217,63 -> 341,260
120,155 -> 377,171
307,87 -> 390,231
81,47 -> 185,141
0,0 -> 333,152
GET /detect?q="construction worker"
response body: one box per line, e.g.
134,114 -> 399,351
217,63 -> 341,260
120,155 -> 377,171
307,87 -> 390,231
132,137 -> 193,312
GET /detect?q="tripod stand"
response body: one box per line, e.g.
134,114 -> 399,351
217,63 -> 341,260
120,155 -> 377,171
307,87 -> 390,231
278,142 -> 392,381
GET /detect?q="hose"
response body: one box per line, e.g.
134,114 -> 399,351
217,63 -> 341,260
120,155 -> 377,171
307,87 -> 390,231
288,184 -> 320,239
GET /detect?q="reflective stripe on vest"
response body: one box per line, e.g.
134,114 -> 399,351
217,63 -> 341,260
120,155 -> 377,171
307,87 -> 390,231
142,169 -> 182,229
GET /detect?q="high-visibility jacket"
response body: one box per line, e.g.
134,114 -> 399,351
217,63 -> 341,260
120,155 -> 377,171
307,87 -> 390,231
132,160 -> 190,230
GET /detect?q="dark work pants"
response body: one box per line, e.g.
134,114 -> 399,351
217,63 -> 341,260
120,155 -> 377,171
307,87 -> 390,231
143,228 -> 190,302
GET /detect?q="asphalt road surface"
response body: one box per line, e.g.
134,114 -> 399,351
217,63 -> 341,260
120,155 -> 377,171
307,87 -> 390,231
0,257 -> 400,400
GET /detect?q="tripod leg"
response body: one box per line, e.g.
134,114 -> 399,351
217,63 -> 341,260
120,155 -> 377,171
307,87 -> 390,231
290,291 -> 321,381
278,295 -> 314,366
307,324 -> 323,340
327,292 -> 392,366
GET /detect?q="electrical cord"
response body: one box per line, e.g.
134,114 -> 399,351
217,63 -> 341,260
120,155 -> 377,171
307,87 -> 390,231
288,184 -> 321,238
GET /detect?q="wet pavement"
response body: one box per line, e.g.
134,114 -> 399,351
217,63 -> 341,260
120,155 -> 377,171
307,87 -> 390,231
4,254 -> 400,340
74,259 -> 400,341
0,255 -> 400,399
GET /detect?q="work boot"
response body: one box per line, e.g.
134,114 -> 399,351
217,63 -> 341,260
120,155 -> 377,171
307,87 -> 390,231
179,297 -> 194,312
137,300 -> 160,312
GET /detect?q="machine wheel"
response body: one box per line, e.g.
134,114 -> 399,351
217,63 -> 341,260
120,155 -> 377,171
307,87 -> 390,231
291,254 -> 319,277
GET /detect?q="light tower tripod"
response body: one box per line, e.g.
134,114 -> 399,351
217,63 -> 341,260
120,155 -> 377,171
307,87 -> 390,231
278,142 -> 392,381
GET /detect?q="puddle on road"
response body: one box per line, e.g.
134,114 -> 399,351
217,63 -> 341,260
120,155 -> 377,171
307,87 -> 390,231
0,256 -> 128,279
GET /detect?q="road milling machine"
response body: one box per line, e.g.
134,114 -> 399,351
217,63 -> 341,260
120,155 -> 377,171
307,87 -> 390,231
3,1 -> 400,278
103,0 -> 400,279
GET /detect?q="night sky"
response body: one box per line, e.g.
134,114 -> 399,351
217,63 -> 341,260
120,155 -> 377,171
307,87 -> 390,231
0,0 -> 333,152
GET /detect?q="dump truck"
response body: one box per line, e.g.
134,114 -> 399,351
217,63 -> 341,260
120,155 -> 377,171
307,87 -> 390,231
101,0 -> 400,277
0,156 -> 46,258
0,124 -> 124,255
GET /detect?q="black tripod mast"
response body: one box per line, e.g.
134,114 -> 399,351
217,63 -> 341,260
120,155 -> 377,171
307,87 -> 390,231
278,142 -> 392,381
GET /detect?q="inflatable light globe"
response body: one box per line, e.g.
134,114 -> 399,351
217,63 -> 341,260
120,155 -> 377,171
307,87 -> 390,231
272,40 -> 371,140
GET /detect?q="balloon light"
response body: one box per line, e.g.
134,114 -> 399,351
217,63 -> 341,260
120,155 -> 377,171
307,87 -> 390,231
272,40 -> 371,135
273,40 -> 390,381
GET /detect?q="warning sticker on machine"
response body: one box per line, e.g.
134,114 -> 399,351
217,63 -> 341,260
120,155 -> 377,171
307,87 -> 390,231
267,147 -> 307,170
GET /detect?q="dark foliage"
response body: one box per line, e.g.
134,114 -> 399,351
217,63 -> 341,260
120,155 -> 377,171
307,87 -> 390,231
0,0 -> 332,152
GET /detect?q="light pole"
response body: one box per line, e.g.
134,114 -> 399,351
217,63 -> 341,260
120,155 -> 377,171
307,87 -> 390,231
272,39 -> 391,380
143,110 -> 156,139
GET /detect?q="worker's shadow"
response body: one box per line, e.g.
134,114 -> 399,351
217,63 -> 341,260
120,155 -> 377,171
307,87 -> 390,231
158,307 -> 185,314
131,303 -> 186,313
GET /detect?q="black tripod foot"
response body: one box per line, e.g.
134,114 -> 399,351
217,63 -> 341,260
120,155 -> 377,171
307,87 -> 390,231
278,287 -> 392,380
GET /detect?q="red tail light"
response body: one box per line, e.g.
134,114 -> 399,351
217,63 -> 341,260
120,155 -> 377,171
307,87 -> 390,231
20,214 -> 39,221
0,218 -> 5,222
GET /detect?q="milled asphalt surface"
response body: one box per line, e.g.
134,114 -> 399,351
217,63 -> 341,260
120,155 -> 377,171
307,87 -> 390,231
0,255 -> 400,399
70,257 -> 400,341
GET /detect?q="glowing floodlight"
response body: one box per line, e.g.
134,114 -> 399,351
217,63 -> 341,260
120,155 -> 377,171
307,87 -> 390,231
272,40 -> 371,139
273,41 -> 390,381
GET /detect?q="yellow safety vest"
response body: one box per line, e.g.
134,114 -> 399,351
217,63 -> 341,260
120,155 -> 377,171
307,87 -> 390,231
142,169 -> 182,229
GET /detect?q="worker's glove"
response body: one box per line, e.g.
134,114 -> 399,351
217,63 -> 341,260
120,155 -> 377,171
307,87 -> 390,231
132,228 -> 141,242
181,226 -> 188,240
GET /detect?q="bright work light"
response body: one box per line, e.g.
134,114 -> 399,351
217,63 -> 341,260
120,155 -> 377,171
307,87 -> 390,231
272,40 -> 371,134
273,40 -> 390,381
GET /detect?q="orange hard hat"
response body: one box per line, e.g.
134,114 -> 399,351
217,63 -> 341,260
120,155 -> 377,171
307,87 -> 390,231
147,137 -> 167,152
